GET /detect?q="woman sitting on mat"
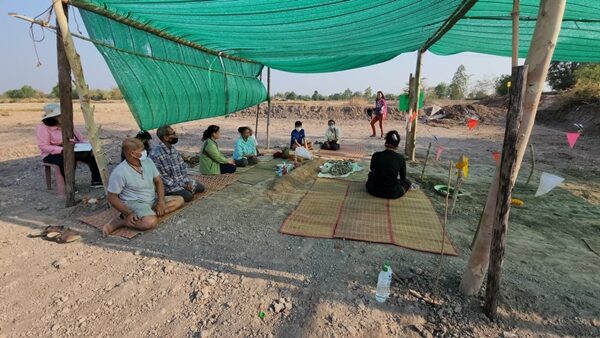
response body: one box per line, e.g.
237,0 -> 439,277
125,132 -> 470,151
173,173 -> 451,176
321,119 -> 341,151
233,126 -> 258,167
199,125 -> 236,175
366,130 -> 412,199
370,91 -> 387,138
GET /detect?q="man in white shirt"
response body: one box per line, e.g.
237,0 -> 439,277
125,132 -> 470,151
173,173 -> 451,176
102,138 -> 184,236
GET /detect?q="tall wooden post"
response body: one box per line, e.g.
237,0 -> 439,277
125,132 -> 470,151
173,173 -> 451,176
266,67 -> 271,149
512,0 -> 520,67
460,0 -> 566,296
255,73 -> 261,141
56,2 -> 76,206
406,51 -> 423,162
404,73 -> 414,156
53,0 -> 109,190
484,65 -> 527,318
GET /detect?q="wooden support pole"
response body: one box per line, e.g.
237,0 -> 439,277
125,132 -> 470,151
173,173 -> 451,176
53,0 -> 109,190
56,2 -> 76,206
450,162 -> 464,215
460,0 -> 565,296
420,142 -> 432,180
512,0 -> 520,67
406,51 -> 423,162
404,73 -> 414,157
484,65 -> 527,319
266,67 -> 271,149
254,73 -> 261,141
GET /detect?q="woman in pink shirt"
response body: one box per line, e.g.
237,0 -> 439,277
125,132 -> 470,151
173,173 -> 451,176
36,103 -> 102,187
370,91 -> 387,138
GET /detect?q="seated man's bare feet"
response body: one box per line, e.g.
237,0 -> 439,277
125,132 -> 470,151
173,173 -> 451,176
102,217 -> 124,237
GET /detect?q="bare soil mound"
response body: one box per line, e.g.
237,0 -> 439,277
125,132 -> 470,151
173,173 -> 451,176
537,100 -> 600,136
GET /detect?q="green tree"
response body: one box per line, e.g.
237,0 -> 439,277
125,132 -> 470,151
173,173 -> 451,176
4,85 -> 39,99
495,74 -> 512,96
434,82 -> 449,99
547,62 -> 582,91
449,65 -> 469,100
50,83 -> 79,99
574,64 -> 600,84
284,91 -> 297,100
363,86 -> 373,99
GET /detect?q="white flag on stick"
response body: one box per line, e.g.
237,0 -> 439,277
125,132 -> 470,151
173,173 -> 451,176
535,172 -> 564,197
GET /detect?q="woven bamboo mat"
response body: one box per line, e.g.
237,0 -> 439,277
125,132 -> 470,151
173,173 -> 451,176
79,174 -> 238,239
280,179 -> 458,255
280,179 -> 349,238
316,143 -> 366,160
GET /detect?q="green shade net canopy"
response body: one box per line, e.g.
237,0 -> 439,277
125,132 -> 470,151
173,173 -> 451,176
71,0 -> 600,130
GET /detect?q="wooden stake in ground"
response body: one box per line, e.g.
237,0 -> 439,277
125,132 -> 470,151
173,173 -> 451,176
460,0 -> 566,297
266,67 -> 272,149
53,0 -> 109,190
406,51 -> 423,162
484,65 -> 527,318
526,144 -> 536,185
433,160 -> 453,304
450,158 -> 464,215
420,142 -> 432,180
56,2 -> 76,206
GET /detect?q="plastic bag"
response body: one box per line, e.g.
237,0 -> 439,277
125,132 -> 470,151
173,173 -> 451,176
295,146 -> 312,160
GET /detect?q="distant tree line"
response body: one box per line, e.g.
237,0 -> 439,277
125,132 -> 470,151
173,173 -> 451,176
273,86 -> 385,102
1,84 -> 123,101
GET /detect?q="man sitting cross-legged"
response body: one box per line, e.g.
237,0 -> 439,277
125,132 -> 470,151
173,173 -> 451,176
150,125 -> 205,202
102,138 -> 184,236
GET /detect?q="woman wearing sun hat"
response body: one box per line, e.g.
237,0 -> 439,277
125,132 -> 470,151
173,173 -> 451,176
36,103 -> 103,187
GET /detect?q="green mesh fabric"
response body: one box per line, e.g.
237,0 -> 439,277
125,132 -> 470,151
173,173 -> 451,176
72,0 -> 600,128
78,9 -> 266,130
430,0 -> 600,62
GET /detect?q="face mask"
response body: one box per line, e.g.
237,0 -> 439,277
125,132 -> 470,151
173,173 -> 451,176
296,127 -> 302,132
43,117 -> 59,126
137,150 -> 148,161
170,137 -> 179,145
329,125 -> 335,130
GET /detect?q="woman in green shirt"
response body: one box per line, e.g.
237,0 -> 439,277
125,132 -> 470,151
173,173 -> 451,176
199,125 -> 237,175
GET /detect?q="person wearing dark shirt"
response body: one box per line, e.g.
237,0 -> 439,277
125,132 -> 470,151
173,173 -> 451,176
290,120 -> 307,150
366,130 -> 412,199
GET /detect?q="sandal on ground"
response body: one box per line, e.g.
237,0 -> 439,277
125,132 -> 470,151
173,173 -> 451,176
28,225 -> 66,238
56,229 -> 82,244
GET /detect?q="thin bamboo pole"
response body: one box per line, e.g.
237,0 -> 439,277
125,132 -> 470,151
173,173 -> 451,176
460,0 -> 566,296
433,160 -> 453,304
420,142 -> 432,180
57,2 -> 76,206
266,67 -> 271,149
254,73 -> 261,141
53,0 -> 109,190
512,0 -> 521,67
404,73 -> 414,157
526,144 -> 536,185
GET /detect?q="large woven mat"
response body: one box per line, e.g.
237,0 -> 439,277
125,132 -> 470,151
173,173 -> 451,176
316,143 -> 366,160
79,174 -> 238,239
280,179 -> 458,255
238,159 -> 277,185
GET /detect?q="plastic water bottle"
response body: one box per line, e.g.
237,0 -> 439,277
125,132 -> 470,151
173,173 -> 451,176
375,263 -> 392,303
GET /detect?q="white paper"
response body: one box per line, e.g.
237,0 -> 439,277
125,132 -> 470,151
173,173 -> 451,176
74,142 -> 92,152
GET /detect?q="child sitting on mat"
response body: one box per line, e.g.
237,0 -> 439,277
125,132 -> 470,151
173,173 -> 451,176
290,120 -> 312,150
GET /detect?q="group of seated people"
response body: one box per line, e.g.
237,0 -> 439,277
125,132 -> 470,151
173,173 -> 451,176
37,104 -> 411,236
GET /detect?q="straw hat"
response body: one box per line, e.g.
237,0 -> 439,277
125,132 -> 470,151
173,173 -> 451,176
42,103 -> 61,119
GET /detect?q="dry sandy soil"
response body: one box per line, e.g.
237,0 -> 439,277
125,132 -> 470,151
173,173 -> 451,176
0,100 -> 599,338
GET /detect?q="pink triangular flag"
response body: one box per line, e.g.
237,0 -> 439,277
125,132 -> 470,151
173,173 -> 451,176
467,118 -> 479,130
435,146 -> 444,161
566,132 -> 580,149
492,151 -> 501,164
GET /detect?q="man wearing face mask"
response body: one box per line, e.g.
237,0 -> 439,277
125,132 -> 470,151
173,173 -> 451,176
36,103 -> 103,187
103,138 -> 184,236
321,119 -> 341,151
150,125 -> 205,202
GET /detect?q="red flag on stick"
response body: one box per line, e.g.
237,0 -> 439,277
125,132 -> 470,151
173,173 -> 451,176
467,118 -> 479,130
566,132 -> 581,149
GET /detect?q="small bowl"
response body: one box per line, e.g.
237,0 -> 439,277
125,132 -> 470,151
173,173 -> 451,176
434,184 -> 465,197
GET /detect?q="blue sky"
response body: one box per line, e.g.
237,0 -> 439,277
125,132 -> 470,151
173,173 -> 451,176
2,2 -> 516,95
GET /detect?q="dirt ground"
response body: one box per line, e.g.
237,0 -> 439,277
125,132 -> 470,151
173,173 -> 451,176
0,101 -> 599,338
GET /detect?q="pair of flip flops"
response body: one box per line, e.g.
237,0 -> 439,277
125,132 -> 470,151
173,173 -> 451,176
28,225 -> 81,244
